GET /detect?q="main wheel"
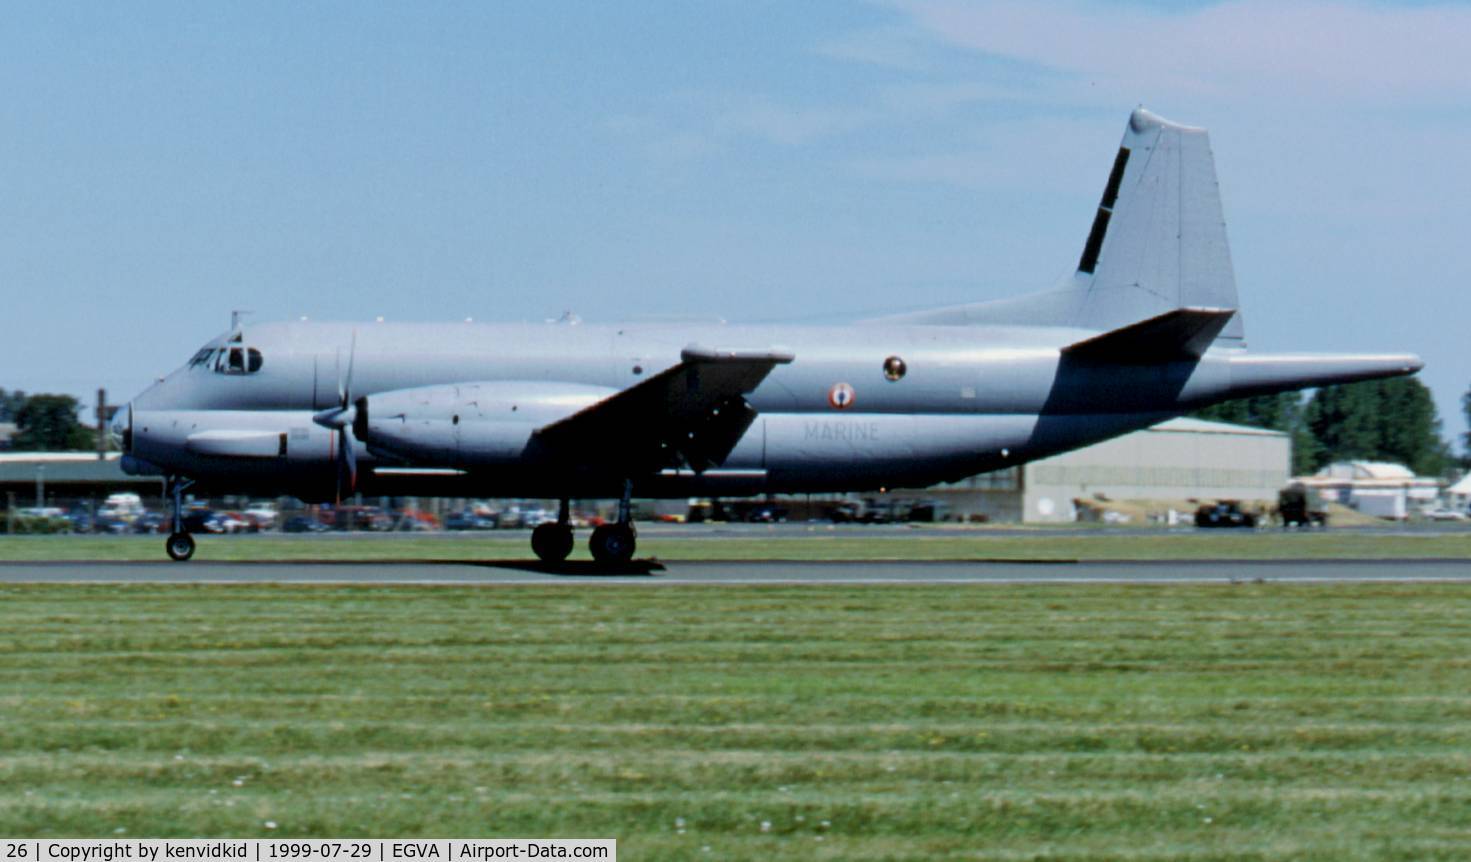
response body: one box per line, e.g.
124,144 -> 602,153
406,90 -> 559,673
531,522 -> 574,563
165,532 -> 196,562
589,523 -> 636,565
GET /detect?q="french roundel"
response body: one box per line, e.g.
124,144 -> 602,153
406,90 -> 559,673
828,382 -> 856,410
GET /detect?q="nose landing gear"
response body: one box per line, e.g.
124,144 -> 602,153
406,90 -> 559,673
166,531 -> 196,562
164,476 -> 196,562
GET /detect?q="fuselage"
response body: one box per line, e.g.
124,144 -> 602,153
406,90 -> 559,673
120,318 -> 1236,501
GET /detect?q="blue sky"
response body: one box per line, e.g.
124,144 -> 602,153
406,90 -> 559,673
1,1 -> 1466,446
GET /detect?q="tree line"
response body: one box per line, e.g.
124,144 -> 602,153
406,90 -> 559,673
0,389 -> 97,451
1192,377 -> 1455,477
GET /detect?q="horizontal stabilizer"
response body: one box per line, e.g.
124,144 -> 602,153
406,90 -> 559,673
1062,308 -> 1237,363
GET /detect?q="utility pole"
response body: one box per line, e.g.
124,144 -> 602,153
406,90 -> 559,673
35,465 -> 45,509
95,388 -> 114,461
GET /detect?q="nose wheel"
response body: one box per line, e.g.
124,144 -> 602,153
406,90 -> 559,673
163,476 -> 197,562
165,532 -> 196,562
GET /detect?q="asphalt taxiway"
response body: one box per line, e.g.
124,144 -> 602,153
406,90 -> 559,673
0,559 -> 1467,584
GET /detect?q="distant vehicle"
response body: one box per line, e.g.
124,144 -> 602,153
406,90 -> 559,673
1276,483 -> 1328,528
321,505 -> 391,531
519,507 -> 556,528
744,502 -> 789,523
80,508 -> 130,529
282,514 -> 330,533
1422,507 -> 1468,522
1195,501 -> 1257,528
100,492 -> 145,520
444,511 -> 497,531
181,509 -> 229,534
132,512 -> 167,534
243,505 -> 277,529
392,509 -> 439,531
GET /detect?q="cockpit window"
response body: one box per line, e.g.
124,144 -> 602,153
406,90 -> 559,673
193,344 -> 264,375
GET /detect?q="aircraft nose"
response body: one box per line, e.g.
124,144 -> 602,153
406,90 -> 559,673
109,403 -> 133,454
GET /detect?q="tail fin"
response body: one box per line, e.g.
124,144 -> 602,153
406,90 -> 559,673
872,108 -> 1245,348
1071,107 -> 1243,345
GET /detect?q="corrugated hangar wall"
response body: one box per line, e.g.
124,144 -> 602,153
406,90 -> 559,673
932,418 -> 1290,523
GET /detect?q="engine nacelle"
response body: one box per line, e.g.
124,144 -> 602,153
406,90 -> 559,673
360,381 -> 614,466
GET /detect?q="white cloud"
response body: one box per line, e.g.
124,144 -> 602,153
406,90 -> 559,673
895,0 -> 1471,107
814,24 -> 937,72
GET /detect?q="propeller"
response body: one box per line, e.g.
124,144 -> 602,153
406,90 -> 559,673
312,331 -> 359,501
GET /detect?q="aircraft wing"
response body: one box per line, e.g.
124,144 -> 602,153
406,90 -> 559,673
532,345 -> 794,473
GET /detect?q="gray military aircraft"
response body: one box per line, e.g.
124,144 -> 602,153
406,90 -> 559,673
114,108 -> 1422,564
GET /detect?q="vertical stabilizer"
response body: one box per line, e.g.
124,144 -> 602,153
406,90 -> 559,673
1071,108 -> 1244,344
868,109 -> 1247,344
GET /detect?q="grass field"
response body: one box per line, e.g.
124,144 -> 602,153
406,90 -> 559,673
1,528 -> 1470,562
3,583 -> 1471,859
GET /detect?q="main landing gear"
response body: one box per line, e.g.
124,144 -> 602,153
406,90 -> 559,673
529,484 -> 638,566
589,480 -> 637,566
164,476 -> 196,562
530,499 -> 575,563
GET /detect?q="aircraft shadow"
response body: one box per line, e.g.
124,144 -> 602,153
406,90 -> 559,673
462,559 -> 668,577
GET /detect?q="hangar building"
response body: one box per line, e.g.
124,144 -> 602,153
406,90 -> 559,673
1295,461 -> 1441,520
930,418 -> 1290,523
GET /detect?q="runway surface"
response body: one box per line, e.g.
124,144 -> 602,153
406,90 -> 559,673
1,559 -> 1468,584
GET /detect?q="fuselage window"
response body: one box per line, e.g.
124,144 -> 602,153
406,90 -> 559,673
188,348 -> 215,370
228,348 -> 245,373
883,355 -> 907,381
247,348 -> 263,373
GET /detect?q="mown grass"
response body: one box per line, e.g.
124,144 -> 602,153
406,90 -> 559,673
1,529 -> 1470,562
2,583 -> 1471,859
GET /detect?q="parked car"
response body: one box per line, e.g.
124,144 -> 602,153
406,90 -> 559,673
132,512 -> 168,534
444,511 -> 497,531
243,505 -> 278,529
1422,507 -> 1468,521
283,515 -> 330,533
1195,501 -> 1257,528
745,503 -> 789,523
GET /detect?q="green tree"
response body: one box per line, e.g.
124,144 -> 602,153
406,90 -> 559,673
13,394 -> 94,451
1192,392 -> 1320,475
1303,377 -> 1450,476
1193,392 -> 1298,432
0,388 -> 26,422
1463,383 -> 1471,461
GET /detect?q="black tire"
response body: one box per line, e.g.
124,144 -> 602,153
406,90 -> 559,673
165,532 -> 196,562
589,523 -> 636,565
531,523 -> 574,563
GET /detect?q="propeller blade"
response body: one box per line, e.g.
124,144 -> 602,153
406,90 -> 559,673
312,403 -> 357,430
340,428 -> 357,494
342,330 -> 357,408
328,330 -> 361,502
